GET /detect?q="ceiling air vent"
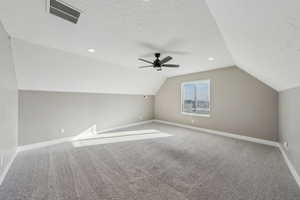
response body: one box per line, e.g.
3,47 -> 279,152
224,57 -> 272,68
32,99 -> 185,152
48,0 -> 81,24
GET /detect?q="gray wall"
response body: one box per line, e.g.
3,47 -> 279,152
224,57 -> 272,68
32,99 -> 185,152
279,86 -> 300,175
155,66 -> 278,141
19,90 -> 154,145
0,22 -> 18,181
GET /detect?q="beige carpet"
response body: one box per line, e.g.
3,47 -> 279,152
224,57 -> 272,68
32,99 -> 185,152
1,122 -> 299,200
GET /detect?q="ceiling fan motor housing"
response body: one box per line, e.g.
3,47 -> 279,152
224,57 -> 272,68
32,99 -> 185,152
138,52 -> 179,71
154,53 -> 162,68
154,59 -> 161,68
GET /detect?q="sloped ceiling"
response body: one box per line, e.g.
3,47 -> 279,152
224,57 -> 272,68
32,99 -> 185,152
206,0 -> 300,91
1,0 -> 298,93
12,39 -> 165,95
0,0 -> 233,79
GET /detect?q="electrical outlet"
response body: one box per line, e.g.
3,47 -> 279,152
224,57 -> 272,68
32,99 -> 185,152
191,119 -> 195,124
284,142 -> 288,150
60,128 -> 65,134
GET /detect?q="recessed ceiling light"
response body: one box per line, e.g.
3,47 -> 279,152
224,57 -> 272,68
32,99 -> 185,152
208,57 -> 215,61
88,49 -> 95,53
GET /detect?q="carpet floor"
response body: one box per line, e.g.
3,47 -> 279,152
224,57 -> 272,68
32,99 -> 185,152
0,122 -> 299,200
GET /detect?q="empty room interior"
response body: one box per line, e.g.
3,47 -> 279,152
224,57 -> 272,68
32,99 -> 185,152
1,0 -> 300,199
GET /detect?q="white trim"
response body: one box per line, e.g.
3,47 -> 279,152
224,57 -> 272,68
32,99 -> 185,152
17,136 -> 73,152
12,119 -> 300,189
181,112 -> 210,117
181,79 -> 211,117
0,150 -> 17,186
278,144 -> 300,188
96,120 -> 154,134
17,120 -> 154,152
153,119 -> 300,189
154,120 -> 278,146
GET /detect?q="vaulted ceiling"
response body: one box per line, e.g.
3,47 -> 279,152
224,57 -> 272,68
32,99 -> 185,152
0,0 -> 299,94
206,0 -> 300,91
11,38 -> 165,95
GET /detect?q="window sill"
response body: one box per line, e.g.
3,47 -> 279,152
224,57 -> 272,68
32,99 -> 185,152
181,112 -> 210,118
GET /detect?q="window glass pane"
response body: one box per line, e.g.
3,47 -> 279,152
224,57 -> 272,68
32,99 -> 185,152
182,80 -> 210,115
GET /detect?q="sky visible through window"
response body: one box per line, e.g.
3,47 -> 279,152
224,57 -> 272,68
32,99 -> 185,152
184,83 -> 209,101
182,81 -> 210,115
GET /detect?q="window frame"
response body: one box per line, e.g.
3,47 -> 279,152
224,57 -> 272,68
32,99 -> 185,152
181,79 -> 211,117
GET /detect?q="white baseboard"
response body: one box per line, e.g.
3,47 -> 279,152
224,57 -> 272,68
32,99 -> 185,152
153,119 -> 300,189
96,120 -> 154,134
17,136 -> 73,152
13,119 -> 300,189
0,149 -> 17,186
17,120 -> 154,152
153,120 -> 278,147
278,144 -> 300,188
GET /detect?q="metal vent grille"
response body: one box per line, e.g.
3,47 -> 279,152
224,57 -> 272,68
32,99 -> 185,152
48,0 -> 81,24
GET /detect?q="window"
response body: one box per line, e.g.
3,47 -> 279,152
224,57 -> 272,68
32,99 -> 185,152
181,80 -> 211,117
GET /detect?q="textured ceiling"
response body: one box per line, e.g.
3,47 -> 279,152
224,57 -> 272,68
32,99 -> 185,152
206,0 -> 300,91
0,0 -> 234,78
1,0 -> 299,92
12,38 -> 165,95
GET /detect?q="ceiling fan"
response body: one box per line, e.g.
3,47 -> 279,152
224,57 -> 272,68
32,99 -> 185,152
138,53 -> 180,71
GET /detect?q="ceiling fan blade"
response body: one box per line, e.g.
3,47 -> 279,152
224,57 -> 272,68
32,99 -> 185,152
162,64 -> 180,68
166,50 -> 190,55
138,58 -> 153,64
160,56 -> 173,64
138,42 -> 164,51
139,65 -> 153,68
141,50 -> 189,58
